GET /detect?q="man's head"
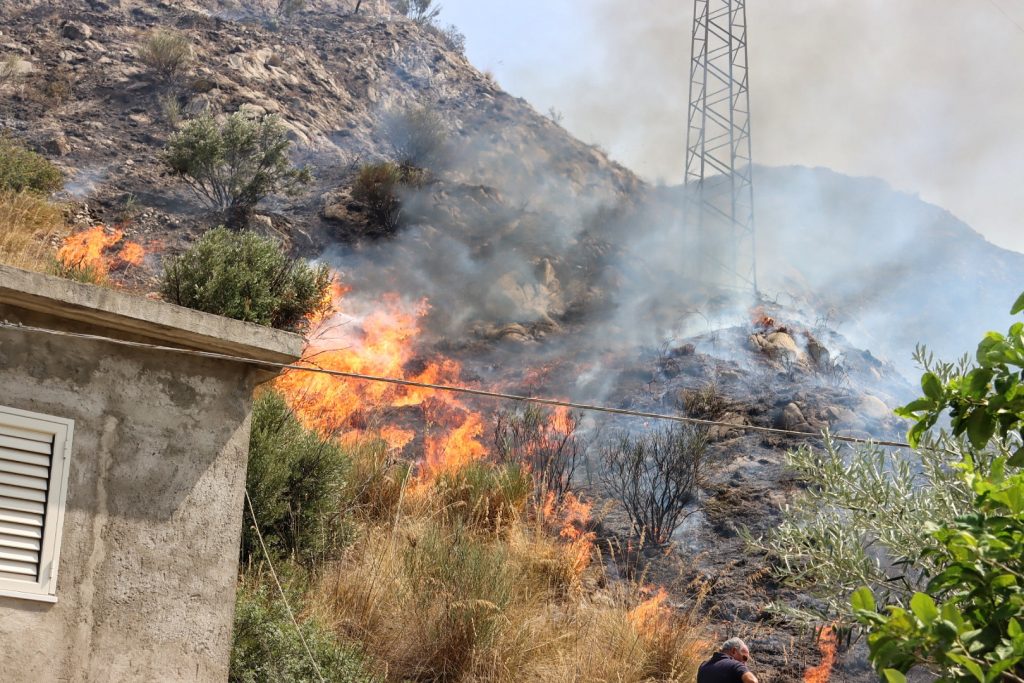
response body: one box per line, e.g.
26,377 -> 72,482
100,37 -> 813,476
722,637 -> 750,664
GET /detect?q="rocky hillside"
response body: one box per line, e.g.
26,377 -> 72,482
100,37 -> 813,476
2,1 -> 1020,681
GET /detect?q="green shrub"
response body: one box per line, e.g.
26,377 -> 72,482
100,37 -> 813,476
163,112 -> 311,229
0,137 -> 63,195
396,0 -> 440,24
380,104 -> 449,169
139,30 -> 192,83
849,293 -> 1024,683
160,227 -> 331,331
0,54 -> 24,89
243,390 -> 353,567
231,575 -> 378,683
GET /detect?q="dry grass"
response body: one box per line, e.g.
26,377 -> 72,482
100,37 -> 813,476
0,190 -> 67,272
307,462 -> 710,683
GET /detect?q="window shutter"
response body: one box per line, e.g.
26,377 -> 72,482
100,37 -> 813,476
0,407 -> 74,602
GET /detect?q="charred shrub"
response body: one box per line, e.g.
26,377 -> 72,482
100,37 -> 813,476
380,104 -> 449,169
0,137 -> 63,194
680,381 -> 729,422
139,30 -> 193,84
602,424 -> 709,547
351,161 -> 425,235
160,227 -> 331,331
163,112 -> 311,229
493,405 -> 584,503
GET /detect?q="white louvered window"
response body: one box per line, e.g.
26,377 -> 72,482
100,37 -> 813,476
0,406 -> 74,603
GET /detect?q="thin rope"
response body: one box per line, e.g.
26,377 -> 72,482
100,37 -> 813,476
987,0 -> 1024,34
244,489 -> 327,683
0,320 -> 912,449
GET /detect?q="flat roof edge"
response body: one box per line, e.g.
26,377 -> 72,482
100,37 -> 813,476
0,265 -> 304,365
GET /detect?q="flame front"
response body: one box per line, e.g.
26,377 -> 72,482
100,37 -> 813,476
275,281 -> 488,479
804,624 -> 838,683
56,225 -> 146,278
629,587 -> 672,637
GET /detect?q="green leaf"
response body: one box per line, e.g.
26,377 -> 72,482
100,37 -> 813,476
898,398 -> 937,415
910,592 -> 939,624
922,372 -> 944,401
851,586 -> 877,613
882,669 -> 907,683
947,653 -> 985,683
967,408 -> 997,449
1011,292 -> 1024,315
967,369 -> 995,397
1009,618 -> 1022,638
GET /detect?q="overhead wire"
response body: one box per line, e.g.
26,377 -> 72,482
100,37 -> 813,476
0,320 -> 913,449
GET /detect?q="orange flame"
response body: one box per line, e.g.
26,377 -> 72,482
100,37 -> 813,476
540,490 -> 595,573
804,625 -> 838,683
629,587 -> 672,637
274,281 -> 488,479
56,226 -> 146,278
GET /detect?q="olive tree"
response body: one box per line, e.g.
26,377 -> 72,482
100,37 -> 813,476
164,112 -> 311,229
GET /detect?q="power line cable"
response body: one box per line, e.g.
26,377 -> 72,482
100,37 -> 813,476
0,320 -> 913,449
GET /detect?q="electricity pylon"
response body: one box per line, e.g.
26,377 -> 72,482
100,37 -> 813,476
685,0 -> 757,292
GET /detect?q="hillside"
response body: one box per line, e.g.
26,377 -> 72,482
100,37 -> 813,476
1,1 -> 1020,682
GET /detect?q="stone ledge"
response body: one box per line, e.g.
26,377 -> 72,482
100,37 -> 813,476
0,265 -> 304,365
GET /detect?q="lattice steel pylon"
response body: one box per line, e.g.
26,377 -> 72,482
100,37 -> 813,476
685,0 -> 757,292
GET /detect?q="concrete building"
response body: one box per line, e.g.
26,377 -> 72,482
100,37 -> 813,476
0,265 -> 303,681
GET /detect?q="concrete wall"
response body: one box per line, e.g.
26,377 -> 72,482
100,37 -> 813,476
0,267 -> 302,682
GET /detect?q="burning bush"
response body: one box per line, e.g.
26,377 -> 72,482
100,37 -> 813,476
380,104 -> 449,169
138,29 -> 192,84
160,227 -> 331,331
243,390 -> 354,567
493,404 -> 584,504
49,225 -> 145,285
163,112 -> 311,229
602,424 -> 709,547
0,136 -> 63,195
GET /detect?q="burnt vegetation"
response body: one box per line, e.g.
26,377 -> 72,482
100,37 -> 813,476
602,424 -> 709,547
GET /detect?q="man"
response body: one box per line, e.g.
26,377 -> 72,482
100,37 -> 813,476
697,637 -> 759,683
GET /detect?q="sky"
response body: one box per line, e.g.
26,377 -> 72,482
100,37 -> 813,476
438,0 -> 1024,254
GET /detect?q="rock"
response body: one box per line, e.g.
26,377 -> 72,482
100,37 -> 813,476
857,395 -> 891,420
61,21 -> 93,41
250,214 -> 274,233
42,134 -> 71,156
749,331 -> 804,363
778,402 -> 813,432
806,336 -> 830,368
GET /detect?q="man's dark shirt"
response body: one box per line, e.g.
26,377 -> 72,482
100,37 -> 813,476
697,652 -> 750,683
